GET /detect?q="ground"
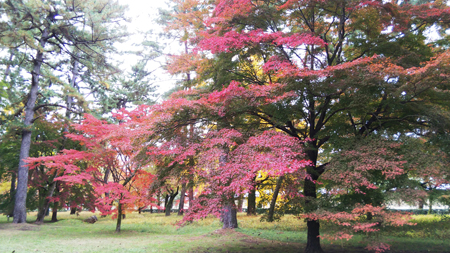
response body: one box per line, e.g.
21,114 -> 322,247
0,212 -> 448,252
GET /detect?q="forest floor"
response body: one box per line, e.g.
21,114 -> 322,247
0,212 -> 449,252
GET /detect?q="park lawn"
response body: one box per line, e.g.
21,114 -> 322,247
0,212 -> 448,252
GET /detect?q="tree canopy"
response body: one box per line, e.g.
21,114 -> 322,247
0,1 -> 449,252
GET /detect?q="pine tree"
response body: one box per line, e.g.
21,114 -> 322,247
0,0 -> 128,223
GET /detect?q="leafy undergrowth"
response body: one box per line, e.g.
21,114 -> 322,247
0,212 -> 448,252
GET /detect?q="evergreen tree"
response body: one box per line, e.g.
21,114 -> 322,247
0,0 -> 128,223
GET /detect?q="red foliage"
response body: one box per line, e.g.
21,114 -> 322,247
26,111 -> 156,219
148,129 -> 311,225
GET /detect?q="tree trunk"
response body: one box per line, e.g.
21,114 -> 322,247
304,176 -> 323,253
221,200 -> 238,229
51,183 -> 60,222
304,147 -> 324,253
164,194 -> 169,214
267,176 -> 284,222
165,188 -> 179,216
51,202 -> 58,222
116,202 -> 122,232
8,172 -> 16,217
366,211 -> 373,221
418,199 -> 424,210
165,195 -> 174,216
247,188 -> 256,216
157,192 -> 161,209
188,187 -> 194,209
237,194 -> 243,212
36,181 -> 57,223
70,207 -> 77,215
217,150 -> 238,229
13,27 -> 50,224
428,195 -> 433,214
178,184 -> 186,215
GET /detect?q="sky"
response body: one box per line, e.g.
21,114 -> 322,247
119,0 -> 168,33
117,0 -> 178,98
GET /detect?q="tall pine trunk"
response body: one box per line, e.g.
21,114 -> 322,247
267,176 -> 283,222
13,27 -> 50,224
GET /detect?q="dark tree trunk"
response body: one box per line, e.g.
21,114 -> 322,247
304,147 -> 324,253
165,196 -> 174,216
178,184 -> 187,215
51,203 -> 58,222
304,174 -> 323,253
237,194 -> 243,212
36,181 -> 57,223
70,207 -> 77,215
13,27 -> 50,224
165,188 -> 179,216
157,192 -> 161,208
304,177 -> 323,253
418,199 -> 424,210
428,195 -> 433,214
221,200 -> 238,229
116,202 -> 122,232
267,176 -> 284,222
51,183 -> 60,222
188,187 -> 194,209
164,194 -> 169,214
247,188 -> 256,215
306,219 -> 322,253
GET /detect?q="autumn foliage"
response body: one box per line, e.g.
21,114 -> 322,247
26,112 -> 155,230
19,0 -> 450,252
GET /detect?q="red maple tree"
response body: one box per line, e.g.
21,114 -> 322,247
160,0 -> 450,252
27,110 -> 156,232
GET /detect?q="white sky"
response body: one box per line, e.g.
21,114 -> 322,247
117,0 -> 179,98
119,0 -> 167,33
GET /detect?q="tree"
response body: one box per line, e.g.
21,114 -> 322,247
161,0 -> 450,252
0,0 -> 128,223
27,109 -> 154,231
143,93 -> 311,228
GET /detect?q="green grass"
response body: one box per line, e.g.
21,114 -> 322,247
0,212 -> 449,252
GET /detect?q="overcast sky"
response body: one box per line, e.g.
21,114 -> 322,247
117,0 -> 177,98
119,0 -> 168,33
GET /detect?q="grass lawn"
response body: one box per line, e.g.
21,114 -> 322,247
0,211 -> 449,252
